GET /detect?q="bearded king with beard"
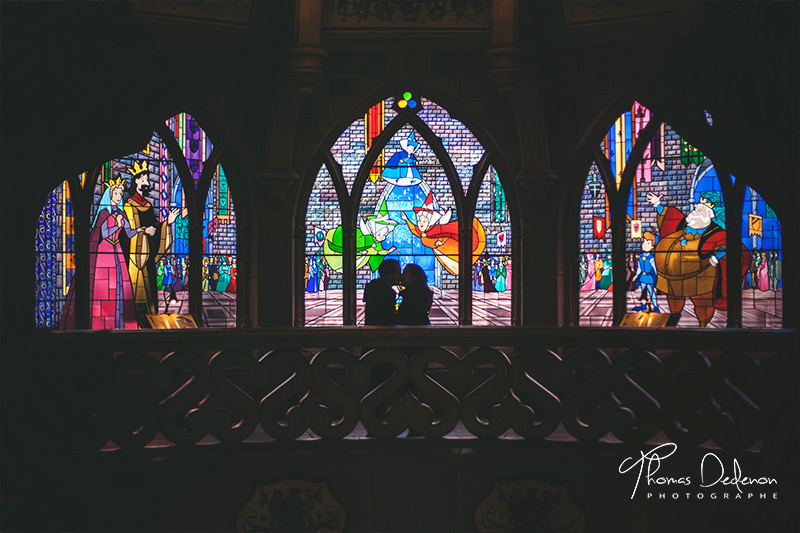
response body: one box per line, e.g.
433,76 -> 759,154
122,161 -> 180,315
646,191 -> 750,327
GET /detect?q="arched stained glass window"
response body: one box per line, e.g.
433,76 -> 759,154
332,99 -> 399,194
166,112 -> 215,186
741,186 -> 782,328
356,124 -> 461,325
202,163 -> 238,327
35,179 -> 76,328
577,102 -> 782,328
415,98 -> 484,195
578,162 -> 612,326
624,145 -> 729,328
305,164 -> 343,326
303,93 -> 512,326
603,102 -> 653,190
35,113 -> 237,329
472,166 -> 511,325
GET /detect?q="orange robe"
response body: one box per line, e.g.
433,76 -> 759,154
405,217 -> 486,275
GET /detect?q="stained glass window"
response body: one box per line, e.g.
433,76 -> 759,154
88,132 -> 186,324
741,187 -> 782,328
624,136 -> 729,328
578,102 -> 781,328
166,112 -> 215,186
603,102 -> 653,190
305,165 -> 343,326
304,94 -> 512,326
202,163 -> 238,327
35,179 -> 74,328
332,99 -> 398,194
415,97 -> 485,195
356,124 -> 461,325
36,113 -> 237,329
473,166 -> 511,325
578,162 -> 612,326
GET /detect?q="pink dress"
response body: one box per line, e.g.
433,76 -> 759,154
90,209 -> 138,329
580,255 -> 596,291
756,257 -> 769,291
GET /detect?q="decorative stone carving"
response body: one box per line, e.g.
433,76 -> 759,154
237,479 -> 346,533
325,0 -> 490,24
475,479 -> 585,533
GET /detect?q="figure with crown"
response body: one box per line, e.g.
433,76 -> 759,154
400,192 -> 486,276
60,176 -> 146,329
646,190 -> 750,327
122,160 -> 180,315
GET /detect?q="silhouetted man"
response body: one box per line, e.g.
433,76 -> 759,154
363,258 -> 402,325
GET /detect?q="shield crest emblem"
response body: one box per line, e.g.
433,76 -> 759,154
236,479 -> 346,533
475,479 -> 585,533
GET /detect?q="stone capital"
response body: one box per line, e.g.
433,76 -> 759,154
516,169 -> 560,210
255,169 -> 299,205
285,45 -> 327,95
486,45 -> 526,95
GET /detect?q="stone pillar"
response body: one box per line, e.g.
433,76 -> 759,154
254,1 -> 328,326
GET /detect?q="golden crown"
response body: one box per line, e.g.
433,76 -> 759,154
128,160 -> 149,177
699,196 -> 715,209
105,175 -> 127,189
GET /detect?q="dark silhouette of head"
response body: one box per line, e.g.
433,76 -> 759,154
402,263 -> 427,287
378,258 -> 402,284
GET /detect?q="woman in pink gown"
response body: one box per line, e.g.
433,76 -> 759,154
91,182 -> 142,329
61,181 -> 141,329
756,252 -> 770,291
580,253 -> 596,291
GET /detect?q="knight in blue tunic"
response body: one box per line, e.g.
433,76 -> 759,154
632,231 -> 660,313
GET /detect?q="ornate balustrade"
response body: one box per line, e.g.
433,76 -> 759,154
18,327 -> 798,453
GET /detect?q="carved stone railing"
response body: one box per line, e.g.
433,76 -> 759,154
17,327 -> 797,453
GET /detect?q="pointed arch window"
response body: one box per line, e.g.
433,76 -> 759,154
34,112 -> 239,329
302,93 -> 514,326
577,102 -> 783,328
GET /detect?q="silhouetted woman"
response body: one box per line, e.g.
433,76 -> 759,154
397,263 -> 433,325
